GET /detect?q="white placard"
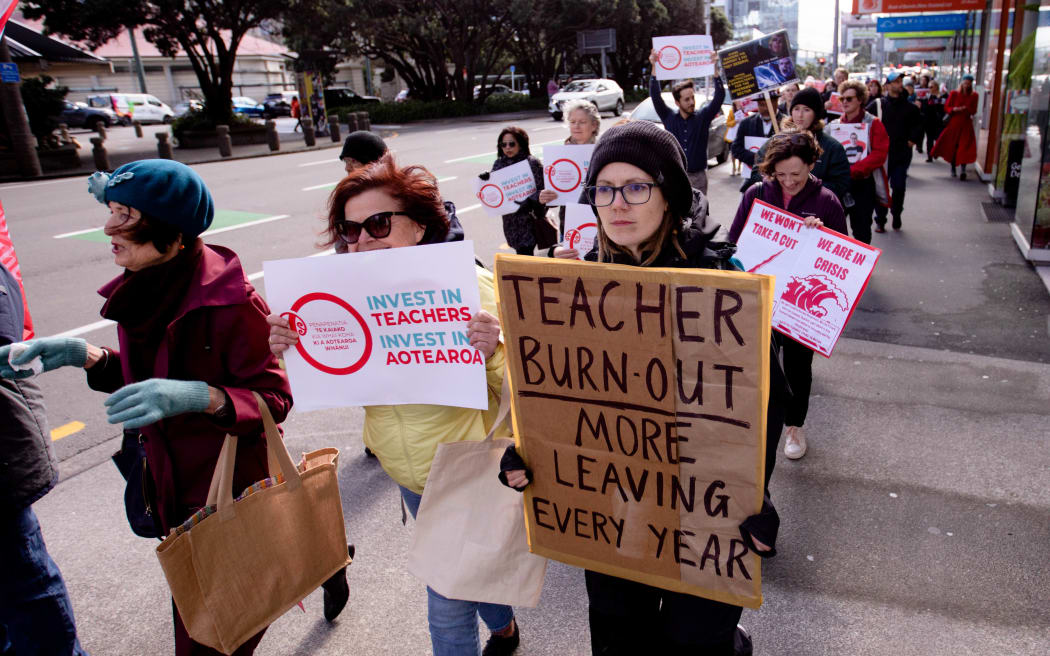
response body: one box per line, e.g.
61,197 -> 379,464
474,160 -> 538,217
740,135 -> 768,180
828,123 -> 870,164
542,144 -> 594,205
733,200 -> 880,357
652,35 -> 715,80
562,204 -> 598,259
263,241 -> 488,411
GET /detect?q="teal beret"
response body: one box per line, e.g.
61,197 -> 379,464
89,160 -> 214,238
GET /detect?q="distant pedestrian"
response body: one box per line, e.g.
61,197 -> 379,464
485,127 -> 547,255
867,71 -> 922,231
827,79 -> 890,244
0,261 -> 89,656
291,95 -> 302,132
779,82 -> 800,114
340,130 -> 388,176
920,81 -> 947,162
866,78 -> 882,104
823,67 -> 850,120
547,78 -> 559,98
930,75 -> 978,180
732,92 -> 786,179
647,48 -> 726,194
0,160 -> 300,656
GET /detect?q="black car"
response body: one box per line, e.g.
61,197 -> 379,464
323,87 -> 381,107
262,91 -> 297,118
56,100 -> 119,130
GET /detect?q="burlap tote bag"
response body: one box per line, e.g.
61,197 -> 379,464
407,378 -> 547,607
156,393 -> 351,654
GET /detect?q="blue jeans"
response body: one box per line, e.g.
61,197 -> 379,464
399,486 -> 515,656
0,506 -> 88,656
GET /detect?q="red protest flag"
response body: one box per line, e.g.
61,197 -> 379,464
0,200 -> 35,339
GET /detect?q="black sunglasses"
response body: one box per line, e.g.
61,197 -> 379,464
334,211 -> 413,244
500,140 -> 518,148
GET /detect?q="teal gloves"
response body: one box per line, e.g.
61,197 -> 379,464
105,378 -> 212,430
0,337 -> 88,379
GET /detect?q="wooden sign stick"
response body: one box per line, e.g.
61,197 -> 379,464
763,91 -> 780,133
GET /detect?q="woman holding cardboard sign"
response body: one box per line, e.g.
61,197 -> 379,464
729,131 -> 847,461
266,157 -> 522,656
501,121 -> 786,655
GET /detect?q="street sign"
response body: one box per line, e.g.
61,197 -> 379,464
884,30 -> 959,39
854,0 -> 981,13
0,62 -> 19,83
577,29 -> 617,54
877,13 -> 967,33
510,65 -> 515,74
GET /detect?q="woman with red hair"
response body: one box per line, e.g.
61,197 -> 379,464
267,156 -> 522,656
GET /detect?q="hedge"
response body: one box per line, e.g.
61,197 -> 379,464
331,93 -> 548,124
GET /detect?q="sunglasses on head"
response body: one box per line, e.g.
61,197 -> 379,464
334,211 -> 413,244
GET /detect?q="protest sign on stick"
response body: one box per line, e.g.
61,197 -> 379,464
732,200 -> 881,357
264,241 -> 488,411
652,35 -> 716,80
474,160 -> 539,217
543,145 -> 594,206
828,123 -> 870,164
740,136 -> 769,180
495,255 -> 773,609
718,30 -> 797,101
562,205 -> 598,259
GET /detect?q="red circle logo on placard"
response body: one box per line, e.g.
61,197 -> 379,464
478,183 -> 504,208
659,45 -> 682,70
547,158 -> 583,193
287,292 -> 372,375
566,222 -> 597,249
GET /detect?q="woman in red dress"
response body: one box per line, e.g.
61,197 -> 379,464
930,75 -> 978,180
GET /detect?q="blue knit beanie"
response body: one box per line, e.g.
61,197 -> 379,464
87,160 -> 214,238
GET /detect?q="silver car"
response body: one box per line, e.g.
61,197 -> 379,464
628,92 -> 729,164
548,79 -> 625,120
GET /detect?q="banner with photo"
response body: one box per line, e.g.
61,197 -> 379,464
718,30 -> 798,101
827,123 -> 870,165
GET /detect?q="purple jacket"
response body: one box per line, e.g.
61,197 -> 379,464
728,176 -> 848,244
88,244 -> 292,532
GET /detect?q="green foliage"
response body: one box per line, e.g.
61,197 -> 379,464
20,75 -> 68,144
170,108 -> 259,140
333,93 -> 546,124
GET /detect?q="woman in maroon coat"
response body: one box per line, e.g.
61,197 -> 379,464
931,75 -> 978,179
728,131 -> 847,462
0,160 -> 299,655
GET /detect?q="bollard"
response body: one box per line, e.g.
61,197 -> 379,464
345,113 -> 358,132
133,120 -> 143,138
265,119 -> 280,151
357,111 -> 371,131
58,123 -> 71,144
216,125 -> 233,158
156,132 -> 173,159
94,122 -> 107,140
90,137 -> 110,170
302,117 -> 316,146
328,115 -> 341,143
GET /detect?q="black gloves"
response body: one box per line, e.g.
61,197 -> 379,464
497,445 -> 532,491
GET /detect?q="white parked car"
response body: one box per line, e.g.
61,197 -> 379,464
548,79 -> 624,120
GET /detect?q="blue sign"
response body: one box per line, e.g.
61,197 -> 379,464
0,63 -> 19,83
510,65 -> 516,74
877,14 -> 967,33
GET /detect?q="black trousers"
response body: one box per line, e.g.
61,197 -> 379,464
846,176 -> 876,245
875,161 -> 910,223
586,571 -> 742,655
782,337 -> 815,427
923,118 -> 944,153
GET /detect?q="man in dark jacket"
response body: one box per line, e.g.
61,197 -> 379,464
0,262 -> 88,655
731,93 -> 786,181
648,49 -> 726,194
867,71 -> 923,230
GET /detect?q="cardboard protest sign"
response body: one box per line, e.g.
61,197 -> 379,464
474,160 -> 538,217
495,255 -> 773,609
652,35 -> 716,80
740,136 -> 768,180
718,30 -> 797,101
0,202 -> 33,339
543,145 -> 594,206
732,200 -> 880,357
264,241 -> 488,411
563,205 -> 598,259
828,123 -> 869,164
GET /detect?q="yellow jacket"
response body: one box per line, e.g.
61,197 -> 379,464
362,266 -> 508,493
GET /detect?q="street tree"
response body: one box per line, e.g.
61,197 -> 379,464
23,0 -> 291,125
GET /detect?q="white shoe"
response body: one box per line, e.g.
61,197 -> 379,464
783,426 -> 807,460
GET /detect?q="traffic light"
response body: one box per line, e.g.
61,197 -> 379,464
818,57 -> 827,65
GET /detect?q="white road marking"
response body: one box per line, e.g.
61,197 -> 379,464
457,203 -> 482,214
534,125 -> 565,131
0,178 -> 79,190
53,319 -> 115,338
198,214 -> 291,236
436,176 -> 457,183
54,226 -> 104,239
302,181 -> 339,191
298,159 -> 335,167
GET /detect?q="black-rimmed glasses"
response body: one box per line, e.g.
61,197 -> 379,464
334,211 -> 413,244
585,182 -> 657,207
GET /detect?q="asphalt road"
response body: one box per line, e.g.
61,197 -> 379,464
4,115 -> 1050,654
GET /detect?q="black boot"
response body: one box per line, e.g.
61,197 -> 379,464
960,167 -> 967,181
482,618 -> 520,656
322,545 -> 355,622
951,165 -> 957,177
734,624 -> 754,656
